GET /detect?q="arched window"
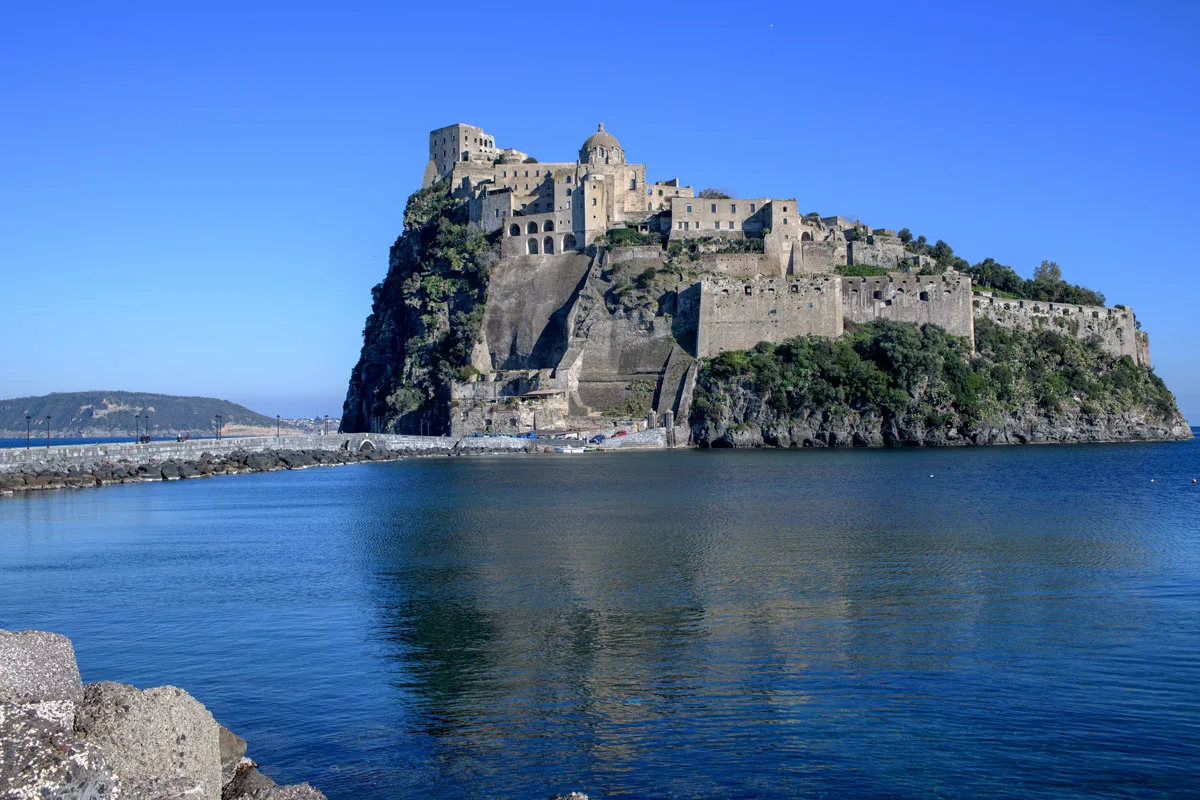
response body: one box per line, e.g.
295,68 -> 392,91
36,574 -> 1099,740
543,220 -> 554,232
543,236 -> 554,254
527,221 -> 538,234
801,232 -> 813,242
527,238 -> 539,255
563,233 -> 577,250
509,223 -> 520,237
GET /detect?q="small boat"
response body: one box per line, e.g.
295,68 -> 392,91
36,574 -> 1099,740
554,445 -> 587,454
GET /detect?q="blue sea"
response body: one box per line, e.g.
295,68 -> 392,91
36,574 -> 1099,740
2,437 -> 1199,799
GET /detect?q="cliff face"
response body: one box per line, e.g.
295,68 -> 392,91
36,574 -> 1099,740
691,318 -> 1191,448
342,186 -> 495,434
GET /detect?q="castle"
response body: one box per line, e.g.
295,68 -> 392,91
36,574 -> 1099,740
421,123 -> 1151,434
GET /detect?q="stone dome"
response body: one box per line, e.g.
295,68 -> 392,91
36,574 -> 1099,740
582,122 -> 620,152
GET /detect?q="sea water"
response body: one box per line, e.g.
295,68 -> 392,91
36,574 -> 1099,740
2,439 -> 1199,798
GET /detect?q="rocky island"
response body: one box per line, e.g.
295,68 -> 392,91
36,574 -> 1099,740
342,122 -> 1190,446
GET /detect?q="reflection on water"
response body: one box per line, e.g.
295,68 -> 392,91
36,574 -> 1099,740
3,444 -> 1200,798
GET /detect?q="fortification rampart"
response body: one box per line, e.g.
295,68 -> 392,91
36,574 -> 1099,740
696,253 -> 773,276
843,273 -> 975,338
697,275 -> 842,357
972,293 -> 1147,365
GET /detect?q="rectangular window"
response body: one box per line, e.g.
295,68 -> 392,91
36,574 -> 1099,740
566,176 -> 572,183
783,217 -> 789,224
750,203 -> 756,213
728,221 -> 735,229
495,210 -> 500,218
711,204 -> 717,213
525,170 -> 529,177
783,206 -> 788,212
686,204 -> 692,213
731,203 -> 737,213
592,197 -> 597,206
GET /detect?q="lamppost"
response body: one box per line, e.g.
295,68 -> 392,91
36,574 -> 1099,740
215,415 -> 223,441
134,414 -> 141,442
276,415 -> 280,438
25,414 -> 31,450
323,415 -> 329,435
45,416 -> 51,449
143,415 -> 150,441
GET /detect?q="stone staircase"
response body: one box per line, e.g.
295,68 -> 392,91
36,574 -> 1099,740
653,344 -> 695,417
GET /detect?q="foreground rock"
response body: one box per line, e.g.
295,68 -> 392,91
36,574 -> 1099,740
0,629 -> 325,800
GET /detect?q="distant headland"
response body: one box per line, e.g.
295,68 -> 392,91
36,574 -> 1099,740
341,122 -> 1190,447
0,392 -> 338,440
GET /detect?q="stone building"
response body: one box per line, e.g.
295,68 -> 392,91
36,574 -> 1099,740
421,122 -> 1152,432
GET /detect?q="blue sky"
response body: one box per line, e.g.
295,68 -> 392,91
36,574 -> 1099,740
2,1 -> 1198,420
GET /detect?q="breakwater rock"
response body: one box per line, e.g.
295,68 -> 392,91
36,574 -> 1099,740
0,434 -> 536,497
0,628 -> 325,799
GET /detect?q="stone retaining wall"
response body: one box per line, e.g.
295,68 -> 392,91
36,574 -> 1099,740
0,433 -> 529,473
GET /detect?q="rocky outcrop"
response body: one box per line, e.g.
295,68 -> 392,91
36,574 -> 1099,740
692,382 -> 1193,448
0,629 -> 325,800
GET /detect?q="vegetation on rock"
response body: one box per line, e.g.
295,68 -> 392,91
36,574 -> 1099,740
836,264 -> 891,278
692,318 -> 1183,446
343,183 -> 496,434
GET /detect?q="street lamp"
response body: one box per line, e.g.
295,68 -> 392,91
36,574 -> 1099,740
323,415 -> 329,435
134,414 -> 141,442
276,415 -> 280,438
143,415 -> 150,441
25,414 -> 31,450
45,416 -> 51,449
215,415 -> 223,441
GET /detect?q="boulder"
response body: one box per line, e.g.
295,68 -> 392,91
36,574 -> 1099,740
0,629 -> 84,729
76,682 -> 221,800
219,723 -> 247,787
0,703 -> 119,799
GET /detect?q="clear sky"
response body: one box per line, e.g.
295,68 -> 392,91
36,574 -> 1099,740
2,1 -> 1198,421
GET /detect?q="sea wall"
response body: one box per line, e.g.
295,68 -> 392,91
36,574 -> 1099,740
0,432 -> 529,473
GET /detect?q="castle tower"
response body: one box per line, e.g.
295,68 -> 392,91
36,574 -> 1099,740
579,123 -> 624,165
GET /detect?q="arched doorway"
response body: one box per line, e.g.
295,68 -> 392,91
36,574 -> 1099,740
543,236 -> 554,254
563,233 -> 577,250
509,223 -> 520,236
527,238 -> 539,255
543,220 -> 554,232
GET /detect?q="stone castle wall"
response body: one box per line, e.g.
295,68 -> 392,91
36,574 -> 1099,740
843,273 -> 975,338
972,293 -> 1146,365
697,275 -> 843,357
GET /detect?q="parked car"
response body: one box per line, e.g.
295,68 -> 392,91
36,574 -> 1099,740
614,431 -> 628,437
589,434 -> 607,443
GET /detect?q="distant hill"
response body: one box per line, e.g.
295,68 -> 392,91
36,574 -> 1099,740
0,392 -> 292,437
